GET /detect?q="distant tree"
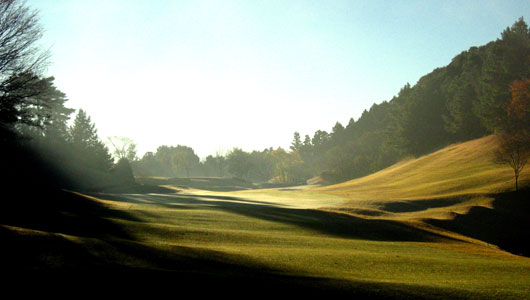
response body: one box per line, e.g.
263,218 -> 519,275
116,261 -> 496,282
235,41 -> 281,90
270,148 -> 306,184
154,145 -> 175,176
171,145 -> 200,178
110,157 -> 136,185
271,148 -> 290,183
290,131 -> 302,152
107,136 -> 138,162
226,148 -> 251,179
330,122 -> 345,146
215,150 -> 227,177
132,151 -> 163,177
202,155 -> 216,177
248,149 -> 274,182
69,109 -> 113,171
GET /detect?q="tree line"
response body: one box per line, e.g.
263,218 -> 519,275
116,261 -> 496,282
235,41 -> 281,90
131,146 -> 308,185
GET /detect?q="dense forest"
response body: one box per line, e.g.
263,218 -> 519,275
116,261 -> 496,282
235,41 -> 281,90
1,0 -> 528,190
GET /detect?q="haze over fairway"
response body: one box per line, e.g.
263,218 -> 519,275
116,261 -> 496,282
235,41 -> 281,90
26,0 -> 530,157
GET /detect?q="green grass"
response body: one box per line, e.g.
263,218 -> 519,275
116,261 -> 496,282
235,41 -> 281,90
43,189 -> 529,299
2,135 -> 530,298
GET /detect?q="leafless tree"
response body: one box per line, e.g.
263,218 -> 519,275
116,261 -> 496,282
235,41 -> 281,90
0,0 -> 48,81
107,136 -> 138,162
0,0 -> 49,133
494,132 -> 530,191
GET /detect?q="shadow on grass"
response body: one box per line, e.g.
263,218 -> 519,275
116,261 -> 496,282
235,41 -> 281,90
136,176 -> 258,192
0,188 -> 136,239
92,192 -> 450,243
376,197 -> 466,213
0,187 -> 494,299
1,224 -> 473,300
426,188 -> 530,257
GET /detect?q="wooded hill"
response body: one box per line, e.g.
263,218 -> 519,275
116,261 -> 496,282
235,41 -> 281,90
291,17 -> 530,184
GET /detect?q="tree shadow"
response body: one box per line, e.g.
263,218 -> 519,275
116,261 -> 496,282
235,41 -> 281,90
0,186 -> 494,299
0,225 -> 473,300
0,188 -> 137,239
92,191 -> 452,243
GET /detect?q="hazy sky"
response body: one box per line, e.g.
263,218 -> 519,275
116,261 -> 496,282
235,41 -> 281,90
28,0 -> 529,158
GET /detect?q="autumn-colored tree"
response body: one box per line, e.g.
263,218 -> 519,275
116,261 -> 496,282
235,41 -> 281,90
506,78 -> 530,133
493,79 -> 530,191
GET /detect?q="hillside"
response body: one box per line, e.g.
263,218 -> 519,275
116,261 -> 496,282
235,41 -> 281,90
313,135 -> 530,256
316,135 -> 528,202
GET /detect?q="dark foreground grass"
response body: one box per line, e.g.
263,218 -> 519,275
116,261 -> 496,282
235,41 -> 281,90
1,187 -> 529,299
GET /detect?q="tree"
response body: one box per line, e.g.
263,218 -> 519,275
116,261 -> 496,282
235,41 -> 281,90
477,17 -> 530,131
330,122 -> 345,146
214,149 -> 227,177
69,109 -> 113,171
16,75 -> 73,140
0,0 -> 48,78
270,148 -> 306,184
493,78 -> 530,191
494,132 -> 529,191
171,145 -> 199,178
505,78 -> 530,133
107,136 -> 138,162
226,148 -> 251,179
132,151 -> 163,177
0,0 -> 49,139
290,131 -> 302,152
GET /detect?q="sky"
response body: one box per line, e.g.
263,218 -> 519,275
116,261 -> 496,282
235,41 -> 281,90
27,0 -> 529,158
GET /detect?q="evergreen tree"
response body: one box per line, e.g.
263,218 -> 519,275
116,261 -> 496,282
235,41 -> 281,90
69,109 -> 113,171
290,131 -> 302,152
477,17 -> 530,131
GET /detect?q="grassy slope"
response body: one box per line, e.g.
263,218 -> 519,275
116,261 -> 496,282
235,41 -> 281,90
316,135 -> 529,202
311,135 -> 529,223
318,136 -> 530,201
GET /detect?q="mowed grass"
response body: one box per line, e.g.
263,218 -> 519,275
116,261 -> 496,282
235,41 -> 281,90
77,187 -> 530,299
2,135 -> 530,298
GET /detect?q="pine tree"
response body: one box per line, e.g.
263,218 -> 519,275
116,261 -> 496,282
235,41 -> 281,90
69,109 -> 113,171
